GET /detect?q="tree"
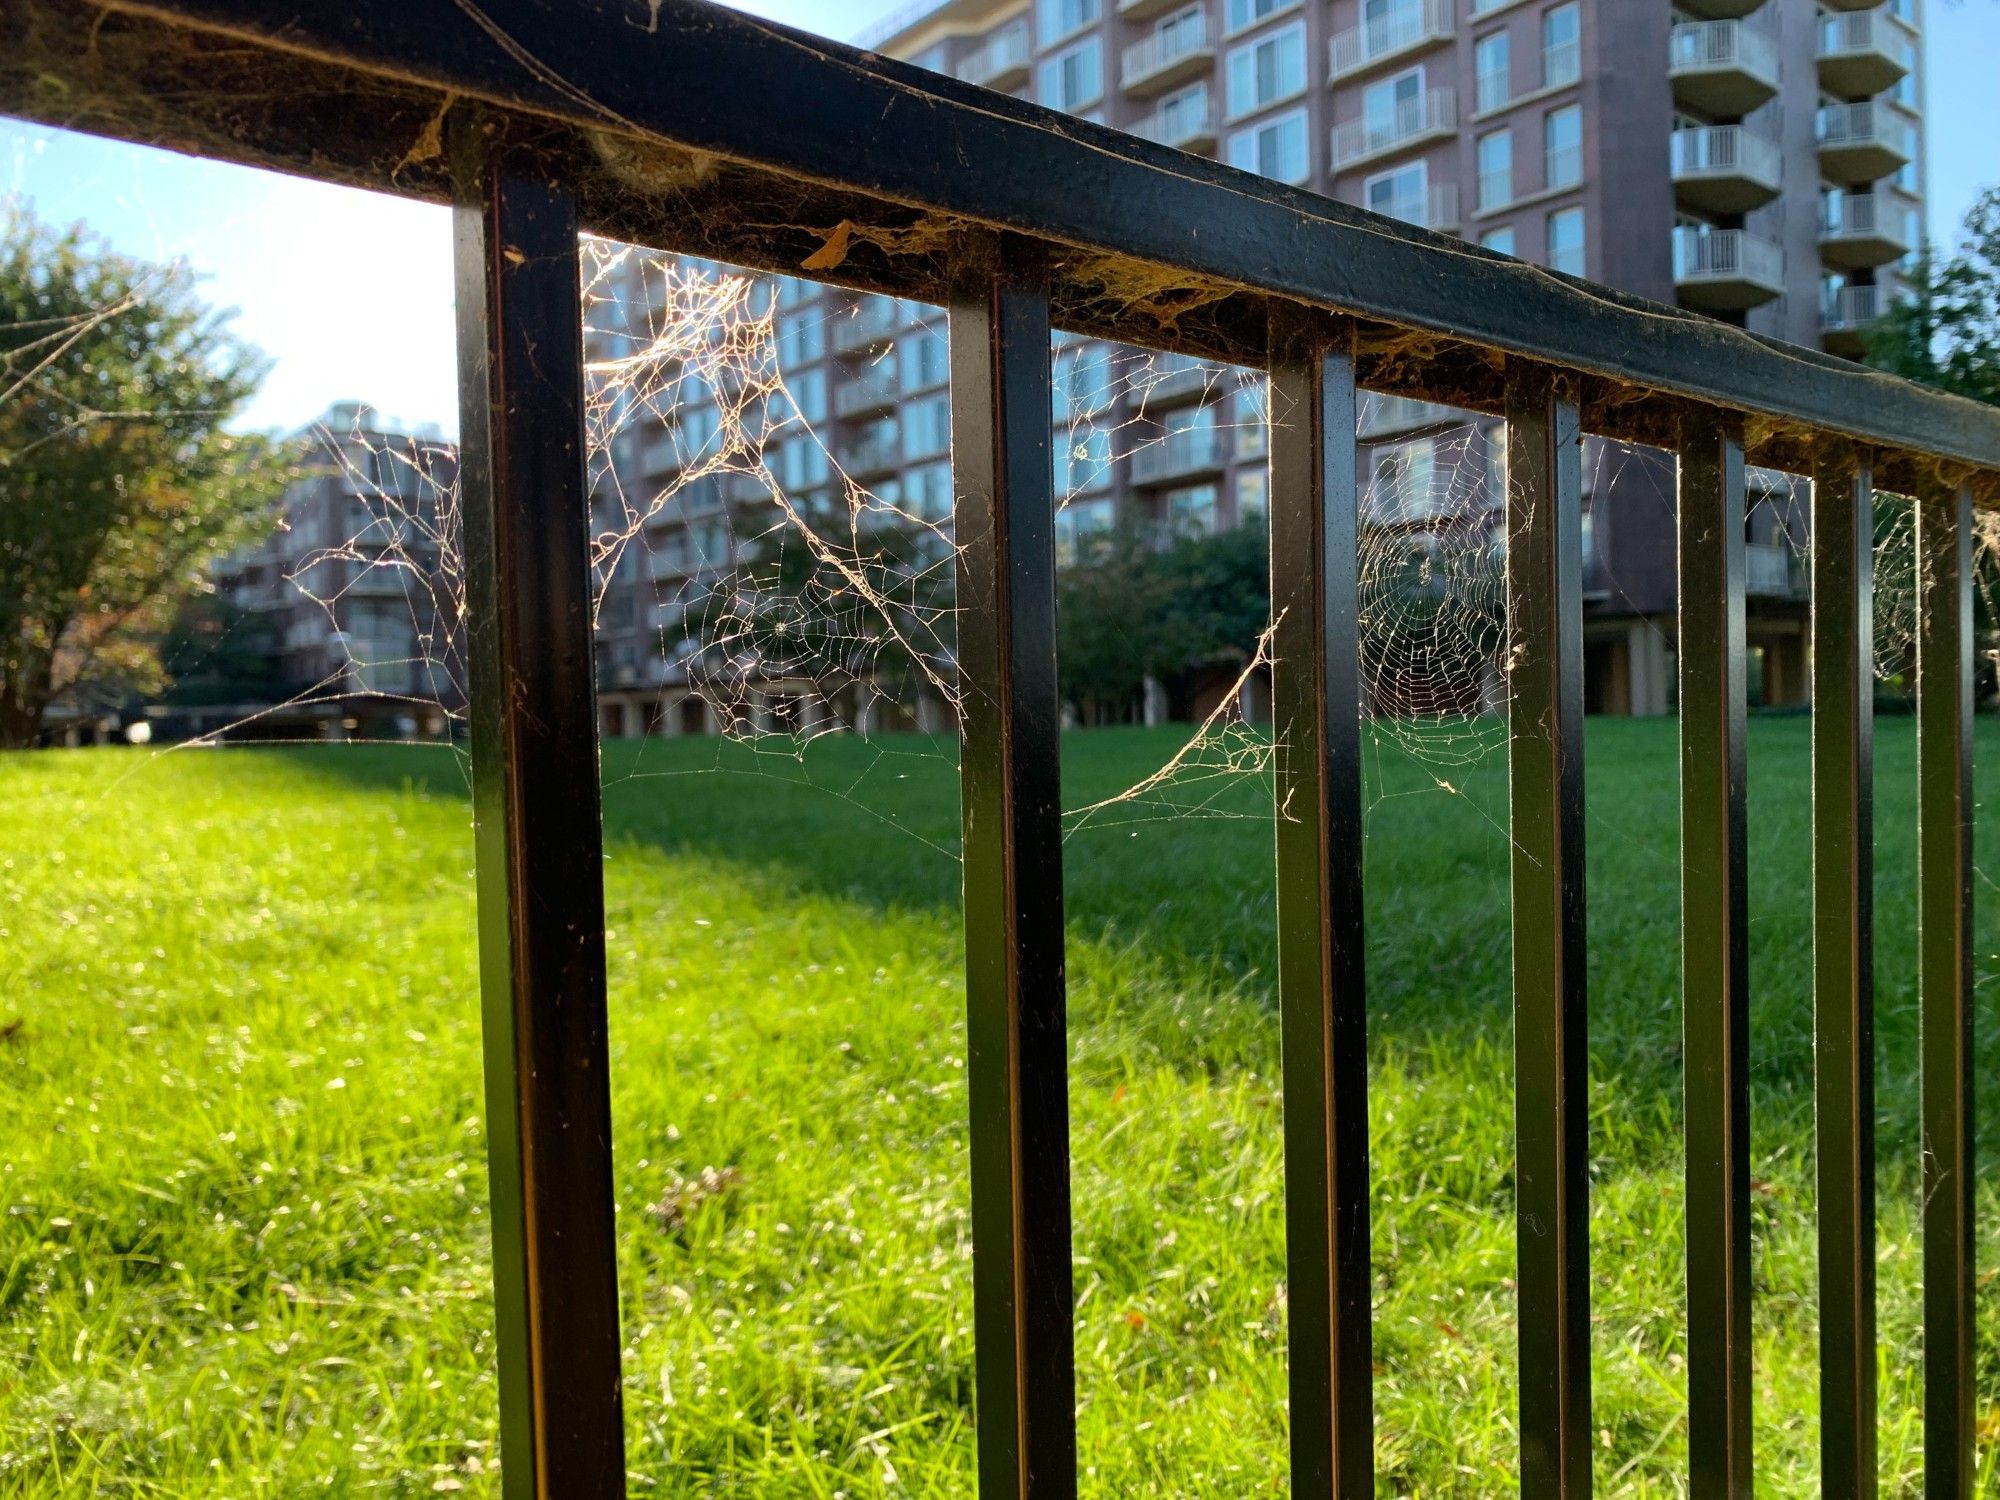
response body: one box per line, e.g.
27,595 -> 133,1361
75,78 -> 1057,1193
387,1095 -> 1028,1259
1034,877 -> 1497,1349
1056,519 -> 1270,719
0,206 -> 286,747
1866,185 -> 2000,406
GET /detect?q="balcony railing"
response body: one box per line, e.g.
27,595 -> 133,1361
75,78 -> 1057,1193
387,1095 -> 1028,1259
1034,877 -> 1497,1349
1129,429 -> 1227,484
1817,10 -> 1913,94
833,367 -> 900,418
1668,19 -> 1779,114
1818,191 -> 1911,266
832,300 -> 903,353
1673,226 -> 1783,286
955,22 -> 1031,91
1328,0 -> 1455,81
1824,282 -> 1885,332
1369,180 -> 1460,234
1744,541 -> 1800,598
1120,17 -> 1211,93
1128,95 -> 1217,152
1670,123 -> 1783,211
1542,39 -> 1580,89
1331,86 -> 1458,169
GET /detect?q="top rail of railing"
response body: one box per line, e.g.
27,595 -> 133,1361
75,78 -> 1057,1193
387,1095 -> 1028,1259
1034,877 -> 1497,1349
3,0 -> 1996,495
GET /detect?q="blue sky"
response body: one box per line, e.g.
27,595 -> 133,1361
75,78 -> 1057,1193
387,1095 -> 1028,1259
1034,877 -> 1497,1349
3,0 -> 1995,437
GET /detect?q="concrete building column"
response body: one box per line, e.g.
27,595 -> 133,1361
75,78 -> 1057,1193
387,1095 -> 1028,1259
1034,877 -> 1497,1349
1628,623 -> 1671,717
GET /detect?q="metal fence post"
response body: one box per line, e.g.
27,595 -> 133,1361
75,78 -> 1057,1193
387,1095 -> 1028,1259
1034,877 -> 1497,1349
1678,409 -> 1752,1498
949,230 -> 1076,1499
1505,366 -> 1592,1499
1917,480 -> 1974,1500
1268,311 -> 1375,1499
1811,447 -> 1876,1500
452,111 -> 628,1500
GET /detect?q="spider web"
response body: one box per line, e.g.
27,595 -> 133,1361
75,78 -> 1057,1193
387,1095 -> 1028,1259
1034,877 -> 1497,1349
174,242 -> 2000,857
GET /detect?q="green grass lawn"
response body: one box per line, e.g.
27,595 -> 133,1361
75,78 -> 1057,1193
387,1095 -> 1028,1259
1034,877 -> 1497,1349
2,719 -> 1998,1496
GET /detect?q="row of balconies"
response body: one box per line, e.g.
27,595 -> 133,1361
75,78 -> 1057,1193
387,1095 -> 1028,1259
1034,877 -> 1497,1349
1668,10 -> 1909,117
1669,104 -> 1911,216
1671,197 -> 1908,314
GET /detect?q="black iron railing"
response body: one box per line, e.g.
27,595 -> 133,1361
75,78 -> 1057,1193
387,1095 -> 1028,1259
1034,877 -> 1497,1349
4,2 -> 1996,1496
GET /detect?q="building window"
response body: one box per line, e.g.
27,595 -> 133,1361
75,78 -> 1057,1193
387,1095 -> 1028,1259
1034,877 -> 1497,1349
1056,498 -> 1115,565
1541,2 -> 1579,89
1225,0 -> 1300,35
1054,346 -> 1116,425
1372,438 -> 1436,521
1544,103 -> 1581,190
1037,0 -> 1099,44
1366,160 -> 1429,227
1227,107 -> 1310,184
778,311 -> 824,365
899,327 -> 949,392
1153,81 -> 1211,141
1362,67 -> 1426,146
1547,205 -> 1585,276
1061,429 -> 1115,496
1166,483 -> 1220,533
1225,21 -> 1306,119
775,432 -> 830,492
1474,30 -> 1510,113
788,367 -> 827,425
1231,381 -> 1268,457
904,392 -> 952,461
1477,128 -> 1513,212
906,460 -> 954,522
1235,468 -> 1268,524
1480,225 -> 1517,256
1040,38 -> 1103,113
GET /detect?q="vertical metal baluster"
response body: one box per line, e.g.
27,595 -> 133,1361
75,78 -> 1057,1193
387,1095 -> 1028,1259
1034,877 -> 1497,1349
1917,480 -> 1974,1500
948,231 -> 1076,1500
1812,448 -> 1876,1500
1679,410 -> 1752,1499
450,113 -> 627,1499
1505,366 -> 1593,1500
1268,313 -> 1374,1499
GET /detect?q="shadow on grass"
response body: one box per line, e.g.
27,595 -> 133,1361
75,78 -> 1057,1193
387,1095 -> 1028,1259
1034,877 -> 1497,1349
257,713 -> 2000,1166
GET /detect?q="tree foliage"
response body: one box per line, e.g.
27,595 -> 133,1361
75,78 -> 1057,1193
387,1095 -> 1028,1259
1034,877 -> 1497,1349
0,205 -> 286,747
1056,519 -> 1269,715
1867,185 -> 2000,407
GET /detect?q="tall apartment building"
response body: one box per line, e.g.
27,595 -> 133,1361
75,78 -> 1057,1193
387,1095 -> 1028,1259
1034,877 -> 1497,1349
207,402 -> 461,740
590,0 -> 1925,731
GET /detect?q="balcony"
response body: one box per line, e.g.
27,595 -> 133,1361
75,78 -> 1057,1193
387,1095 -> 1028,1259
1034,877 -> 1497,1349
1816,101 -> 1911,185
833,367 -> 900,419
1668,19 -> 1778,117
1818,192 -> 1910,269
836,430 -> 902,479
1117,0 -> 1205,18
1670,124 -> 1781,214
1121,18 -> 1212,95
1358,395 -> 1460,440
1823,283 -> 1885,355
1672,226 -> 1784,312
1331,86 -> 1457,171
954,22 -> 1030,92
1129,429 -> 1227,486
1369,181 -> 1460,235
1128,354 -> 1215,408
1328,0 -> 1455,82
1129,95 -> 1217,153
1672,0 -> 1766,18
832,300 -> 902,354
1745,542 -> 1801,598
1817,11 -> 1911,99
